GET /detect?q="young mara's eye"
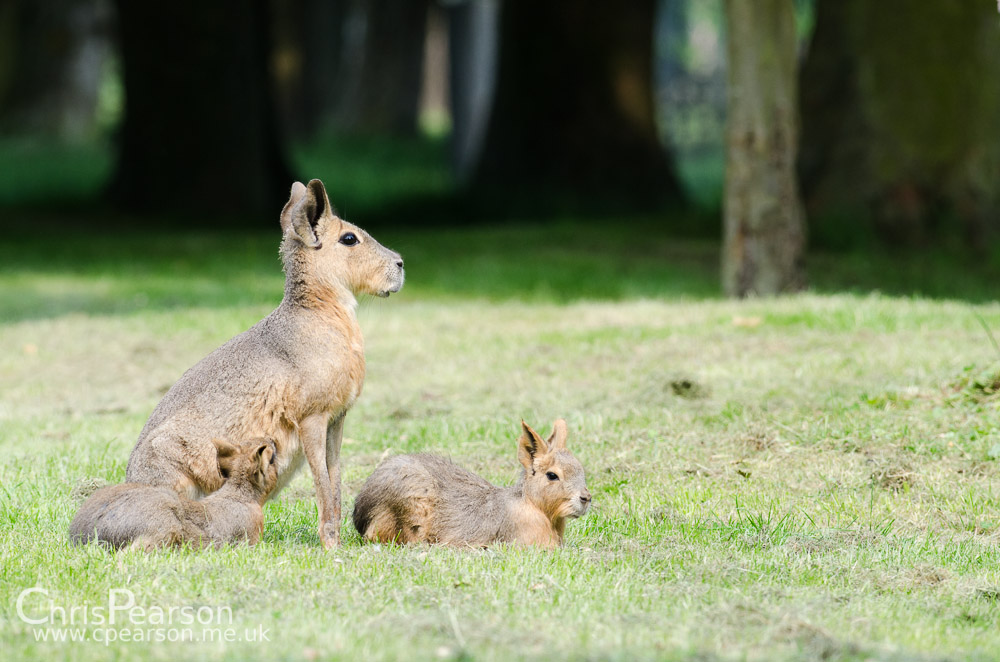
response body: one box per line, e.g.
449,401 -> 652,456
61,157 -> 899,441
339,232 -> 359,246
546,472 -> 559,481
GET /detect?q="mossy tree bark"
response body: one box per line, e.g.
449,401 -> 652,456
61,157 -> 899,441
799,0 -> 1000,247
110,0 -> 293,217
470,0 -> 684,211
722,0 -> 805,297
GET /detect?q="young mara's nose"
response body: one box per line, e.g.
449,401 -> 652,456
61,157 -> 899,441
579,490 -> 591,504
396,258 -> 404,269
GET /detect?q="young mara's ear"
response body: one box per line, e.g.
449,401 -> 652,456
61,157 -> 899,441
211,438 -> 239,459
211,438 -> 240,477
249,440 -> 275,490
279,179 -> 331,249
254,439 -> 275,469
517,420 -> 550,473
547,418 -> 568,450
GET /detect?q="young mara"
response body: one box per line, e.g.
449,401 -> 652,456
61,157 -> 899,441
71,438 -> 278,551
353,419 -> 591,549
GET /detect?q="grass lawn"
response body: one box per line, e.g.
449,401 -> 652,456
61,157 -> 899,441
1,217 -> 1000,662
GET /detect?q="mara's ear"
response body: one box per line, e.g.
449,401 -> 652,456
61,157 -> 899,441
517,420 -> 550,473
279,181 -> 307,238
547,418 -> 568,450
279,179 -> 331,249
306,179 -> 332,221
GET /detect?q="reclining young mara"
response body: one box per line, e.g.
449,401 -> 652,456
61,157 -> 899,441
352,419 -> 591,548
125,179 -> 404,549
71,438 -> 278,551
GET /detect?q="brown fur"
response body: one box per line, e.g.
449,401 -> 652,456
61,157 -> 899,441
70,438 -> 279,551
352,419 -> 591,549
125,179 -> 404,548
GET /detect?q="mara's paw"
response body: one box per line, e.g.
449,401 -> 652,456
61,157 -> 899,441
319,523 -> 341,549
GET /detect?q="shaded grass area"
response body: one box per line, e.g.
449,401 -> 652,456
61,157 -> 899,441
0,133 -> 704,217
2,129 -> 998,312
0,138 -> 115,209
2,218 -> 1000,326
0,134 -> 452,215
294,133 -> 454,217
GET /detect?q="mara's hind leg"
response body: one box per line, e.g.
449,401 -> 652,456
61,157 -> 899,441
128,530 -> 183,552
365,501 -> 434,544
127,523 -> 207,552
401,497 -> 436,544
363,507 -> 405,544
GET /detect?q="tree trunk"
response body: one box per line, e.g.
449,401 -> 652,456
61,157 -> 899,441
418,2 -> 450,135
722,0 -> 805,297
470,0 -> 684,210
294,0 -> 348,137
329,0 -> 429,135
799,0 -> 1000,248
267,0 -> 349,139
657,0 -> 688,84
109,0 -> 292,216
0,0 -> 111,140
447,0 -> 499,181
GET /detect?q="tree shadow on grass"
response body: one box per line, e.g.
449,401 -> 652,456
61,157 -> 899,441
1,217 -> 998,324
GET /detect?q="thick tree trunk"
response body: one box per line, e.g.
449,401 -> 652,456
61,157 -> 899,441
722,0 -> 805,297
268,0 -> 349,139
329,0 -> 429,135
294,0 -> 348,137
0,0 -> 110,140
799,0 -> 1000,247
109,0 -> 292,216
470,0 -> 684,210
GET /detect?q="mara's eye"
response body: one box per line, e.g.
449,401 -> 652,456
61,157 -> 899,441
339,232 -> 359,246
546,472 -> 559,481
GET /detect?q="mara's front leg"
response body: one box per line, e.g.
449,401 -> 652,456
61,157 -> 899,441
300,413 -> 339,549
325,414 -> 345,545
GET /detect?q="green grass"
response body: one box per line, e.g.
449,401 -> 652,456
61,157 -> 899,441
294,133 -> 454,216
0,138 -> 115,209
2,214 -> 1000,661
0,133 -> 453,216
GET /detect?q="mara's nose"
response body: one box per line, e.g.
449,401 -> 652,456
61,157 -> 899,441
395,258 -> 404,269
580,491 -> 591,504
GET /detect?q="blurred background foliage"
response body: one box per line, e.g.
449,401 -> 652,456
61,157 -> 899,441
0,0 -> 998,293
